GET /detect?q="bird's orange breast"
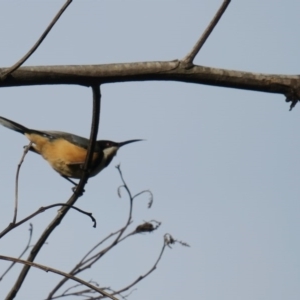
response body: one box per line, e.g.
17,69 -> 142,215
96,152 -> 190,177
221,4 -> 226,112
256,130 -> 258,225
25,133 -> 99,178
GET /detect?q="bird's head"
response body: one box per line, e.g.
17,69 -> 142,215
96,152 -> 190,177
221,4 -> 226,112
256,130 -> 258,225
97,139 -> 143,167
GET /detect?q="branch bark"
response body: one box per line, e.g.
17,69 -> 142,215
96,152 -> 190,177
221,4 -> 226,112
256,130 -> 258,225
0,62 -> 299,107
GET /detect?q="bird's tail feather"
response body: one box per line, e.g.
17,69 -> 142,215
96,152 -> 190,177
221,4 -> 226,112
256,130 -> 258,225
0,116 -> 30,135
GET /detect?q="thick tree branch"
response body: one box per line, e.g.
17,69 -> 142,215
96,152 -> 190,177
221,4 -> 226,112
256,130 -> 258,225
0,62 -> 299,109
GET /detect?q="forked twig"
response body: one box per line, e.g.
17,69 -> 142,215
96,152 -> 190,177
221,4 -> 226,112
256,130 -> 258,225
2,0 -> 72,78
0,203 -> 96,239
183,0 -> 231,64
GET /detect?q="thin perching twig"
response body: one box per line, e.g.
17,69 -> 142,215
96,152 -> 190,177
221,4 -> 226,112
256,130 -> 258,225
73,84 -> 101,196
6,85 -> 101,300
1,0 -> 72,79
183,0 -> 231,64
13,141 -> 32,224
0,255 -> 118,300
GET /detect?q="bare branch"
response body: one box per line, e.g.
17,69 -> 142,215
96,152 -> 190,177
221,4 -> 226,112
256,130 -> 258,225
46,229 -> 124,299
0,255 -> 118,300
62,282 -> 91,296
0,203 -> 96,239
109,234 -> 189,297
183,0 -> 231,64
46,281 -> 102,300
0,224 -> 33,281
117,164 -> 150,223
1,0 -> 72,78
6,85 -> 101,299
0,62 -> 298,110
13,142 -> 32,224
47,167 -> 154,299
110,235 -> 170,296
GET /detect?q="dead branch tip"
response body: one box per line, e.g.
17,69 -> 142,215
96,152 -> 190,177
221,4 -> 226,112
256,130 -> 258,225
135,220 -> 161,233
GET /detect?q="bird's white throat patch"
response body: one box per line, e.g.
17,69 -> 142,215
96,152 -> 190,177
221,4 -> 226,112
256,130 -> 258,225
103,146 -> 118,159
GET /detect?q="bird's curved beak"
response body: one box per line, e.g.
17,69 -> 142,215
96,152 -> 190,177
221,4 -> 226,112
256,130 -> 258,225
118,139 -> 144,148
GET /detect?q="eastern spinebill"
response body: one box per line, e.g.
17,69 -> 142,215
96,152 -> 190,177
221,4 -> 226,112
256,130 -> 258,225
0,116 -> 142,186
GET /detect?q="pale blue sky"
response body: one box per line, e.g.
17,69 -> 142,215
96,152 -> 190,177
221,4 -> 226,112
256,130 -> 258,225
0,1 -> 299,300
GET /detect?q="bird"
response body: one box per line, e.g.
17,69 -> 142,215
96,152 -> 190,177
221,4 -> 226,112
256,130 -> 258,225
0,116 -> 142,186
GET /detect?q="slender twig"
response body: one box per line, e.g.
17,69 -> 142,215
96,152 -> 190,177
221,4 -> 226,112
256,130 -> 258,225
47,289 -> 96,300
6,85 -> 101,300
13,142 -> 32,224
1,0 -> 72,79
48,282 -> 100,299
116,164 -> 136,224
110,238 -> 168,296
46,228 -> 123,298
132,190 -> 153,208
0,203 -> 96,239
0,255 -> 118,300
62,281 -> 98,296
77,166 -> 146,270
73,84 -> 101,196
110,234 -> 189,297
0,224 -> 33,281
47,227 -> 137,299
183,0 -> 231,64
164,233 -> 190,248
77,228 -> 136,270
47,167 -> 152,299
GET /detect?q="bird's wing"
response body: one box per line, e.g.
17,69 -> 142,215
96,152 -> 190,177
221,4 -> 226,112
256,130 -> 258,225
42,131 -> 101,151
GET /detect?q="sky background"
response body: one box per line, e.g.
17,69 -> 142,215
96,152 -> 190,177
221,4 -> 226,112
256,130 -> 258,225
0,1 -> 300,299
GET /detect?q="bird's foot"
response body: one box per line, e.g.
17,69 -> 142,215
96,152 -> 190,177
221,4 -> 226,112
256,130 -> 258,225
72,186 -> 85,196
